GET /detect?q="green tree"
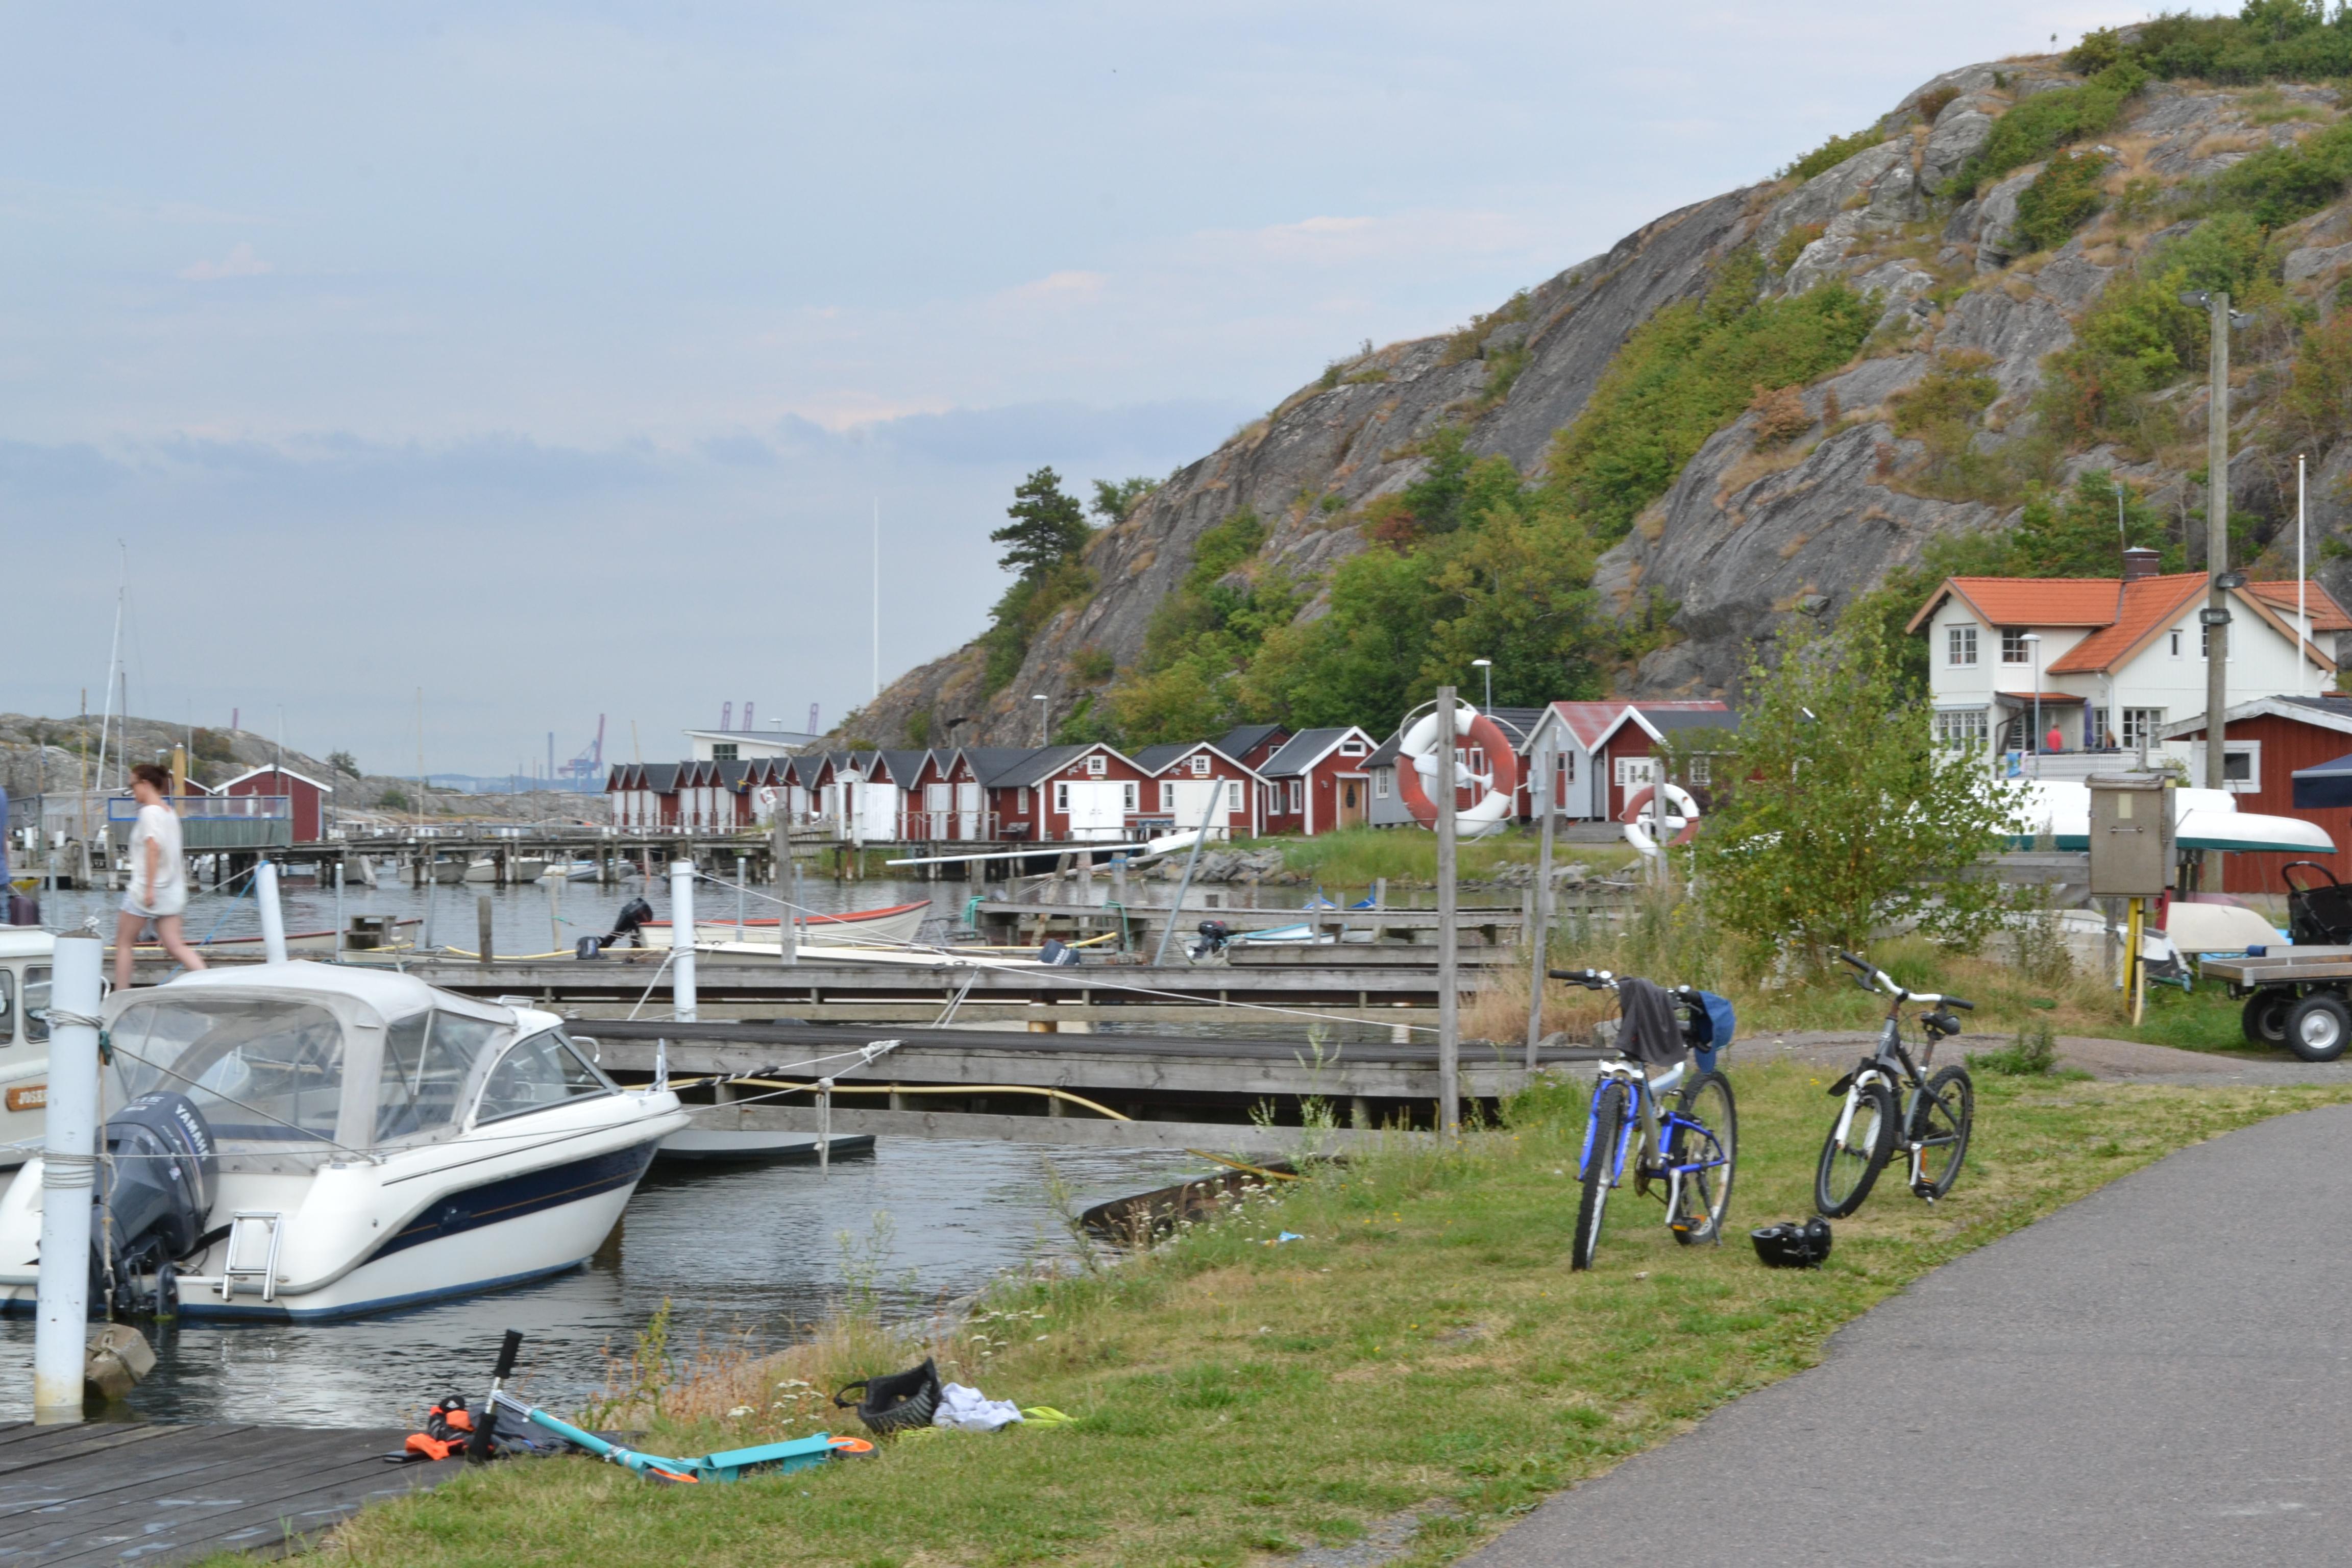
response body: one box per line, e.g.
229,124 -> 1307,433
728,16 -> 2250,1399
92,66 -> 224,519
1090,476 -> 1160,524
992,467 -> 1091,580
1696,621 -> 2022,976
328,749 -> 359,776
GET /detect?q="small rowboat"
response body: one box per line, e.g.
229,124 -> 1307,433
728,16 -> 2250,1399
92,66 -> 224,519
641,899 -> 932,951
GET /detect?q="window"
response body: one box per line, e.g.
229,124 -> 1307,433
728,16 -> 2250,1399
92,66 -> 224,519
2001,629 -> 2031,664
1158,780 -> 1176,811
1190,754 -> 1210,777
376,1011 -> 497,1142
475,1030 -> 615,1123
1614,757 -> 1658,787
1933,709 -> 1991,749
1085,753 -> 1106,776
1015,786 -> 1028,813
1054,782 -> 1070,812
1121,782 -> 1138,811
2199,622 -> 2235,662
1947,624 -> 1978,666
1287,779 -> 1303,813
1687,754 -> 1713,786
1226,780 -> 1242,812
711,743 -> 738,761
110,996 -> 344,1144
2121,708 -> 2164,749
1375,770 -> 1390,799
1563,751 -> 1576,782
1341,739 -> 1366,756
1468,746 -> 1488,775
2170,630 -> 2183,657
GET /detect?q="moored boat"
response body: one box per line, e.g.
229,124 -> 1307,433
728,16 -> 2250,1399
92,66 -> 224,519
641,899 -> 932,951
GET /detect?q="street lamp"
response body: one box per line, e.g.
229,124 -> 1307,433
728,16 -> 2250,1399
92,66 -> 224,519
1032,694 -> 1049,746
2023,634 -> 2042,777
1471,658 -> 1493,712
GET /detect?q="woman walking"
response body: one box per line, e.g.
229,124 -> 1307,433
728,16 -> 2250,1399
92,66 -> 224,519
116,763 -> 206,989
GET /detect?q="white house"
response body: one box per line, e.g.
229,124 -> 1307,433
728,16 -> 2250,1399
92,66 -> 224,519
1906,549 -> 2348,768
685,726 -> 821,762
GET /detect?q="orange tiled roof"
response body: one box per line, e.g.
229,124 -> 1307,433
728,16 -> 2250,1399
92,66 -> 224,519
1941,576 -> 2125,629
2246,579 -> 2352,632
2046,575 -> 2208,674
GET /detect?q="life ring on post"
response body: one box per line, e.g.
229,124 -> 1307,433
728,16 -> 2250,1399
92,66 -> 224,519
1620,783 -> 1700,856
1396,701 -> 1523,838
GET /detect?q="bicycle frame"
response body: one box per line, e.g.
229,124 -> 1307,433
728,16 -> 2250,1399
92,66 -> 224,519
1830,1003 -> 1955,1190
1579,1061 -> 1729,1219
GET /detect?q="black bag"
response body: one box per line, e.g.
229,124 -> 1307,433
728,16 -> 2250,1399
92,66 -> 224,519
832,1356 -> 941,1434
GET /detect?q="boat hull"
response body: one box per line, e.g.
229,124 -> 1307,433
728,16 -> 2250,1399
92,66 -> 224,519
643,900 -> 931,950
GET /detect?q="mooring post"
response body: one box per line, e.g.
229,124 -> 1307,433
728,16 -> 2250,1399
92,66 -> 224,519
477,894 -> 494,967
735,854 -> 749,944
334,862 -> 346,963
256,859 -> 289,964
782,849 -> 799,968
1526,734 -> 1557,1069
33,930 -> 101,1424
1436,687 -> 1460,1139
548,873 -> 562,955
670,856 -> 697,1021
817,1077 -> 832,1172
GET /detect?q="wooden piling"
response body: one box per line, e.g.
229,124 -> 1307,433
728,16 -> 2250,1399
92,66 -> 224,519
1435,686 -> 1460,1140
477,895 -> 494,968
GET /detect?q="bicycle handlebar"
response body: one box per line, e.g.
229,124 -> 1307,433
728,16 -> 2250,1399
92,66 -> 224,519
1838,950 -> 1972,1011
1548,967 -> 1614,989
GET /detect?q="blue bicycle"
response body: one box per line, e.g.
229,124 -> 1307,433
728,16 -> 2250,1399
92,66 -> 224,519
1551,969 -> 1738,1271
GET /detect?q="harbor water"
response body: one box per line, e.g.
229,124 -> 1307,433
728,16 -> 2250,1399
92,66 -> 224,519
0,873 -> 1364,1427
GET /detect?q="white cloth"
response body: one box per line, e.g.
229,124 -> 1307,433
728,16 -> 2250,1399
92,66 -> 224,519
125,801 -> 187,918
933,1382 -> 1023,1432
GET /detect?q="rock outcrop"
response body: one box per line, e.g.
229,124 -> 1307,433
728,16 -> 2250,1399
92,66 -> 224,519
851,56 -> 2352,747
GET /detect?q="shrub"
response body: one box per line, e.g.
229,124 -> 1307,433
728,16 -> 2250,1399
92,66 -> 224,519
1952,61 -> 2146,197
378,788 -> 410,812
1544,250 -> 1875,543
2079,6 -> 2352,86
1071,646 -> 1116,683
189,727 -> 236,764
1771,222 -> 1827,272
2208,119 -> 2352,231
1747,384 -> 1812,445
1915,85 -> 1961,125
1779,128 -> 1884,184
1886,351 -> 2004,500
2011,148 -> 2111,253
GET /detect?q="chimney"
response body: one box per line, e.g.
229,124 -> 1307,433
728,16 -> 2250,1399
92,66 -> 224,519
2122,546 -> 2160,583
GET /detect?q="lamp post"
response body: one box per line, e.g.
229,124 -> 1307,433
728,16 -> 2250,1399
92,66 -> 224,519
1471,658 -> 1493,712
2023,634 -> 2042,777
1032,694 -> 1049,747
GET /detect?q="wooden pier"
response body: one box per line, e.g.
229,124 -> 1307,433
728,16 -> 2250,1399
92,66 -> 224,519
0,1420 -> 460,1566
577,1017 -> 1602,1145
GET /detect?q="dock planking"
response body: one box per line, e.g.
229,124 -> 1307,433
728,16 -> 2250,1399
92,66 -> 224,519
0,1421 -> 461,1567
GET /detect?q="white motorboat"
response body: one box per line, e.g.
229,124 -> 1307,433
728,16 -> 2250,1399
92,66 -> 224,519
641,899 -> 933,951
2006,780 -> 2336,855
464,856 -> 549,883
0,960 -> 685,1320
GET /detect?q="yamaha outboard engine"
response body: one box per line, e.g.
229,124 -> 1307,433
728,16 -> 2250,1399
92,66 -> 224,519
1188,920 -> 1233,961
93,1092 -> 217,1316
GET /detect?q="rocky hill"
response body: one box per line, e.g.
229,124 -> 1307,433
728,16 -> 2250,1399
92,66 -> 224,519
850,19 -> 2352,748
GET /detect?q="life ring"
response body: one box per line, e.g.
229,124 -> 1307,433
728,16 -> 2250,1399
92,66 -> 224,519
1621,783 -> 1700,856
1396,702 -> 1522,837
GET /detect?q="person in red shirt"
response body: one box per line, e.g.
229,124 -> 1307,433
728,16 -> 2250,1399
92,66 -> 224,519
2045,723 -> 2065,753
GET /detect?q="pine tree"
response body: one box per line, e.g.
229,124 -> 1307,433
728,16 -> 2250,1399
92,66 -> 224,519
992,468 -> 1091,580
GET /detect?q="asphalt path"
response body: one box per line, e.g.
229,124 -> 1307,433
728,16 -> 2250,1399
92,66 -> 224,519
1463,1102 -> 2352,1566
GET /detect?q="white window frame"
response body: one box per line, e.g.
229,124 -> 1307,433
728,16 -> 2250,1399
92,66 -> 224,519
2194,739 -> 2261,793
1226,780 -> 1242,812
1287,779 -> 1303,814
1086,753 -> 1106,776
1158,780 -> 1176,812
1121,781 -> 1138,811
2120,707 -> 2164,750
2199,622 -> 2237,663
1054,781 -> 1070,812
1375,769 -> 1390,799
2001,628 -> 2031,664
1190,754 -> 1210,777
1341,739 -> 1366,756
1933,708 -> 1991,750
1614,756 -> 1658,788
2169,629 -> 2183,658
1948,624 -> 1978,667
1687,754 -> 1712,786
1015,786 -> 1028,813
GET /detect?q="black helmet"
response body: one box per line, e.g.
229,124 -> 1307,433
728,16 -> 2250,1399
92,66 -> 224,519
1750,1217 -> 1833,1269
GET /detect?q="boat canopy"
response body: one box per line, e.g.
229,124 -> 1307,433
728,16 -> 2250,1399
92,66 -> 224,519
2004,780 -> 2336,856
96,961 -> 591,1162
2293,751 -> 2352,811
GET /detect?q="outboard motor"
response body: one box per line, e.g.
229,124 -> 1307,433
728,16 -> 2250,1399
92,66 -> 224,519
604,897 -> 655,948
93,1092 -> 217,1316
1188,920 -> 1233,961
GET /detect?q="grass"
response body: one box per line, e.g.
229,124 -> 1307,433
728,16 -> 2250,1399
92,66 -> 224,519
1229,826 -> 1641,893
319,1067 -> 2352,1568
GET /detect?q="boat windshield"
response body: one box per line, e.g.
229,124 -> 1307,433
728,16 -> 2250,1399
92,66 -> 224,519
110,994 -> 348,1148
376,1010 -> 502,1144
474,1029 -> 617,1123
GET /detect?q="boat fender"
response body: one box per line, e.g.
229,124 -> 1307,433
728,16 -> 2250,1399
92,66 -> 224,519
1038,938 -> 1082,967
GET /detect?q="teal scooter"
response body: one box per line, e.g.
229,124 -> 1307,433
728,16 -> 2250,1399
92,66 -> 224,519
471,1330 -> 873,1483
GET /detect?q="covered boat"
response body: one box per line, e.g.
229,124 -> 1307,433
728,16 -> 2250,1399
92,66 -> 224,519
641,898 -> 932,952
2006,781 -> 2336,856
0,961 -> 684,1320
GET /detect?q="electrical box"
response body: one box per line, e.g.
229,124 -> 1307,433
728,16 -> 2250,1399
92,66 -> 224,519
2088,774 -> 2174,897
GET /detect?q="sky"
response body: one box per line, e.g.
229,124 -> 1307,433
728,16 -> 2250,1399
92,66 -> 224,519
0,1 -> 2166,777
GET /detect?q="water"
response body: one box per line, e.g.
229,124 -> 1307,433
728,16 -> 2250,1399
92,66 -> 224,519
0,1138 -> 1208,1427
1,874 -> 1348,1428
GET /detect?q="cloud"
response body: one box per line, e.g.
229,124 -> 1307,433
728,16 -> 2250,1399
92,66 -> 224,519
1003,269 -> 1109,302
178,241 -> 273,281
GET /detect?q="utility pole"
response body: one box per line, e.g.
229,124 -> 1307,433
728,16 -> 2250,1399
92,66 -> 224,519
2184,287 -> 2246,889
1435,688 -> 1460,1141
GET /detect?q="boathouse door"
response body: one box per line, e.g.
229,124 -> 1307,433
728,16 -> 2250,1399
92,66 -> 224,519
955,782 -> 982,839
1336,776 -> 1365,828
923,782 -> 952,839
1064,780 -> 1129,841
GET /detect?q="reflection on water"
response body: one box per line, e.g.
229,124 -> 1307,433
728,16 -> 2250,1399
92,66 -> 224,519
0,1139 -> 1209,1427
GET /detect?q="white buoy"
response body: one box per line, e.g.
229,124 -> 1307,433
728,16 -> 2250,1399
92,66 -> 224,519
670,857 -> 696,1022
256,860 -> 288,964
33,932 -> 102,1423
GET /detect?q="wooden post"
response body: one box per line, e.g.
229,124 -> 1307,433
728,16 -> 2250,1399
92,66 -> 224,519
1526,735 -> 1557,1069
1436,687 -> 1460,1139
477,894 -> 494,968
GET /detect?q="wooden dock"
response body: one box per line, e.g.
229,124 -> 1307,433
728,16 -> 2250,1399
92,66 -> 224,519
0,1420 -> 459,1566
581,1018 -> 1604,1144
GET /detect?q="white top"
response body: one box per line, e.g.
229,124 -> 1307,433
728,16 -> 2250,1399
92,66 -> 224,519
128,801 -> 186,908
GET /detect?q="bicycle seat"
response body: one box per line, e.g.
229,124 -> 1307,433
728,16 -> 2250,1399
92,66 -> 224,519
1645,1060 -> 1685,1095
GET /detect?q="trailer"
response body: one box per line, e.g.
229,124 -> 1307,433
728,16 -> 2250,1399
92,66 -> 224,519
2198,946 -> 2352,1061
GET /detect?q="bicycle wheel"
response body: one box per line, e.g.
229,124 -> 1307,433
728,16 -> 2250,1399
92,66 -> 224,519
1667,1071 -> 1737,1245
1572,1083 -> 1626,1271
1908,1066 -> 1973,1200
1814,1080 -> 1895,1218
